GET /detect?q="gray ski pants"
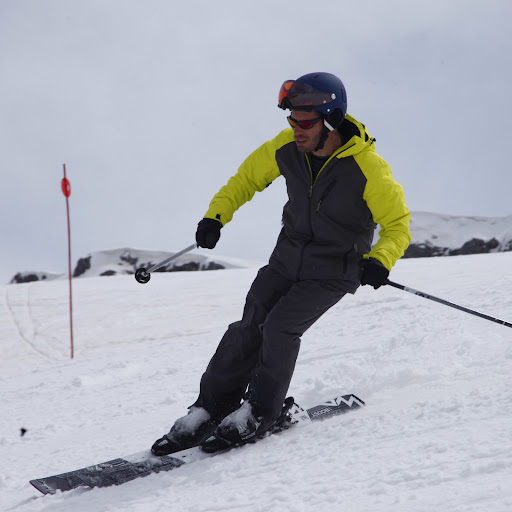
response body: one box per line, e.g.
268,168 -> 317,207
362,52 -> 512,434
196,265 -> 348,422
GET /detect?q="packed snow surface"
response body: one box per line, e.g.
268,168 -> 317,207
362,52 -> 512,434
1,252 -> 512,511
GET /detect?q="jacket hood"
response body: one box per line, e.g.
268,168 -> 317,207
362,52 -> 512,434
334,114 -> 375,159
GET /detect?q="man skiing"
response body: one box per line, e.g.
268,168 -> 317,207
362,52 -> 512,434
152,72 -> 410,455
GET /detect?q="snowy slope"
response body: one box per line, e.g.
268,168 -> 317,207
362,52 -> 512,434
1,253 -> 512,512
406,212 -> 512,257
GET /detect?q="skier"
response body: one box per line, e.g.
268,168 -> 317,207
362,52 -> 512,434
152,72 -> 411,455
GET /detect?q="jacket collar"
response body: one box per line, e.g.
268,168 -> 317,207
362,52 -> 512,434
334,114 -> 375,159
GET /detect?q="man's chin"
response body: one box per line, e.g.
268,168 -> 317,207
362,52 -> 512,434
295,141 -> 311,153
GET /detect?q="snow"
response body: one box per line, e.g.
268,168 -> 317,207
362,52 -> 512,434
410,212 -> 512,250
1,252 -> 512,511
172,407 -> 211,438
217,401 -> 257,436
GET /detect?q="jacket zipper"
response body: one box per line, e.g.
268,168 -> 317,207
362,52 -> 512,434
294,139 -> 363,279
305,153 -> 335,187
297,155 -> 334,280
295,156 -> 319,280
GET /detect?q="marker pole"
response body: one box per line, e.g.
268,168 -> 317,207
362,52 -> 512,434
61,164 -> 74,358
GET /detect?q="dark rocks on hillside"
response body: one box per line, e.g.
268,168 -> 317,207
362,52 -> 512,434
100,270 -> 117,276
120,252 -> 139,266
404,238 -> 503,259
403,244 -> 447,259
152,261 -> 225,273
10,273 -> 47,284
73,256 -> 92,277
64,251 -> 228,279
451,238 -> 500,255
9,252 -> 229,284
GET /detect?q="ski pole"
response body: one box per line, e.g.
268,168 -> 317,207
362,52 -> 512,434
386,280 -> 512,329
134,243 -> 198,284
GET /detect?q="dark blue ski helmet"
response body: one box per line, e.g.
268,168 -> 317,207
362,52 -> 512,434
278,72 -> 347,129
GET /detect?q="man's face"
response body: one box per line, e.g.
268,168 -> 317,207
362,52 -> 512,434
289,110 -> 324,153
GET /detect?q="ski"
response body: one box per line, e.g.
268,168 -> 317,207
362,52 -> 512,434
30,393 -> 364,495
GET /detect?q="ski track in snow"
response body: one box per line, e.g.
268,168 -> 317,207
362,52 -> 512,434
3,283 -> 53,363
1,254 -> 512,511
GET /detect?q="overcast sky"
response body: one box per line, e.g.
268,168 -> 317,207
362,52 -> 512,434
1,0 -> 511,284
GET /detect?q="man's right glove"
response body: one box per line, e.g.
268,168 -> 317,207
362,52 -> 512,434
360,257 -> 389,289
196,218 -> 222,249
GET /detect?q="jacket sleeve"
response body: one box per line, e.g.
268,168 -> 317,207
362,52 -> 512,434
203,130 -> 292,225
356,151 -> 411,270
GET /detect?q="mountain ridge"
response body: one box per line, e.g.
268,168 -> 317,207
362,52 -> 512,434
9,212 -> 512,283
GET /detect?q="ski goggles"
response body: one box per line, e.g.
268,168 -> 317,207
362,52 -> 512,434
287,115 -> 324,130
278,80 -> 335,111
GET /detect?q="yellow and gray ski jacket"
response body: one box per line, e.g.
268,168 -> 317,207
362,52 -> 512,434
204,114 -> 410,291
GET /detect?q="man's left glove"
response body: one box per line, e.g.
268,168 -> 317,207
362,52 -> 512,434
360,258 -> 389,289
196,218 -> 222,249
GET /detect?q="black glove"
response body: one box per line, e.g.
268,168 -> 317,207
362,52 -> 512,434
360,258 -> 389,289
196,218 -> 222,249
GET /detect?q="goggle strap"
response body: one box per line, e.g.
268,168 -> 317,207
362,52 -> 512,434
324,119 -> 335,131
324,119 -> 334,132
